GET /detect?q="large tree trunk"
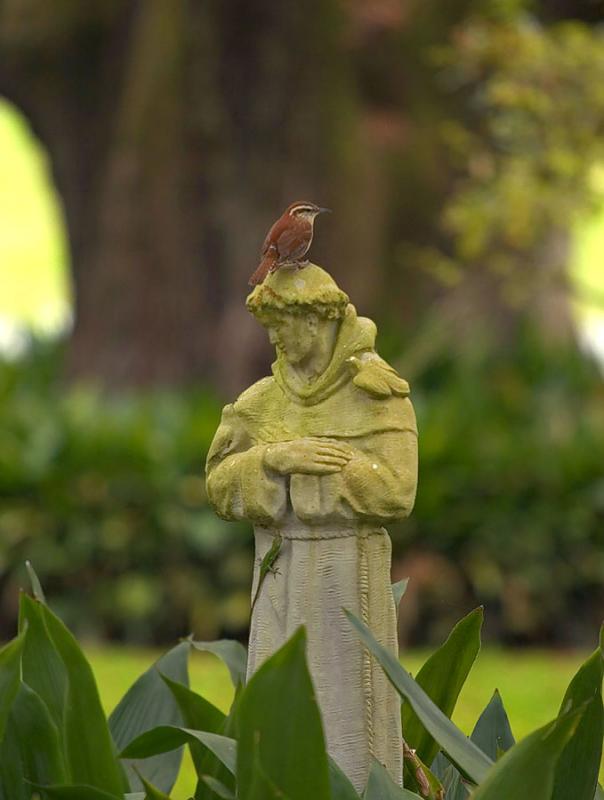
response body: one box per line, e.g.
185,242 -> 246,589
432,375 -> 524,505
0,0 -> 379,394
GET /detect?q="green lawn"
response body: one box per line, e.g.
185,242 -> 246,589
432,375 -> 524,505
87,644 -> 592,799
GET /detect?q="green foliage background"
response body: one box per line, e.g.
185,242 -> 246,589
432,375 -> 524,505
0,334 -> 601,646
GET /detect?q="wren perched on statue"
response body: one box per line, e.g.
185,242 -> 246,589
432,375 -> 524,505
248,201 -> 331,286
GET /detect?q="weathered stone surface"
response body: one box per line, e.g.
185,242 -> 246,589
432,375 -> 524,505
206,263 -> 418,790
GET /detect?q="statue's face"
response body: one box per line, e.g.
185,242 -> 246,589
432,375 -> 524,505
267,313 -> 319,365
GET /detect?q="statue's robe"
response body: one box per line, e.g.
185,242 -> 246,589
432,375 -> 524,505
206,305 -> 418,791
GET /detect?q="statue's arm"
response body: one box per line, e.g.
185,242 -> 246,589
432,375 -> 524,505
340,428 -> 418,520
205,405 -> 287,524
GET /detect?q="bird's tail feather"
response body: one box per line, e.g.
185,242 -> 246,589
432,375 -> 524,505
248,252 -> 277,286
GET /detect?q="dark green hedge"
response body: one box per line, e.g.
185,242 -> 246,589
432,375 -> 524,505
0,336 -> 602,645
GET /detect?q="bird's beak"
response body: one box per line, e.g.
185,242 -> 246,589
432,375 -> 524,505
318,207 -> 332,214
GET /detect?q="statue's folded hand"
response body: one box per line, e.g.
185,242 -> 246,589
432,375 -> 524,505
263,438 -> 353,475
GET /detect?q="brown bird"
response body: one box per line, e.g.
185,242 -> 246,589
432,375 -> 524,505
248,201 -> 331,286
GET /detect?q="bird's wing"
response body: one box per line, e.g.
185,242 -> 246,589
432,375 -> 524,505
274,225 -> 303,258
261,217 -> 287,256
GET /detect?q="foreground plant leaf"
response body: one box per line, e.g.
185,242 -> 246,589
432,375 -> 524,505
5,682 -> 67,786
470,690 -> 515,762
40,603 -> 127,796
345,609 -> 492,784
392,579 -> 409,615
110,642 -> 190,793
431,690 -> 515,799
19,594 -> 67,735
470,705 -> 584,800
328,758 -> 361,800
551,632 -> 604,800
135,768 -> 173,800
121,727 -> 237,776
403,607 -> 483,769
237,627 -> 331,800
199,776 -> 236,800
363,760 -> 423,799
189,639 -> 247,688
160,674 -> 231,800
0,630 -> 25,741
33,785 -> 122,799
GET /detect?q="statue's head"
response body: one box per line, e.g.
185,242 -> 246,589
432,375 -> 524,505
246,265 -> 349,366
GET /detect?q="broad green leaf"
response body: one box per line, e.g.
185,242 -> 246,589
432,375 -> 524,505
363,760 -> 423,799
345,609 -> 492,784
33,785 -> 121,799
552,640 -> 604,800
246,742 -> 292,800
431,690 -> 515,800
190,639 -> 247,688
328,758 -> 361,800
25,560 -> 46,602
470,706 -> 584,800
7,683 -> 67,785
471,690 -> 515,761
110,642 -> 190,793
403,608 -> 482,768
431,752 -> 469,800
200,776 -> 236,799
392,579 -> 409,614
121,727 -> 237,776
0,630 -> 25,742
19,594 -> 67,735
0,714 -> 28,800
160,674 -> 229,800
596,784 -> 604,799
135,768 -> 173,800
237,627 -> 331,800
40,603 -> 127,796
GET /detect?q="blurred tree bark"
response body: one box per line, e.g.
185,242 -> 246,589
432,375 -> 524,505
0,0 -> 383,393
0,0 -> 596,392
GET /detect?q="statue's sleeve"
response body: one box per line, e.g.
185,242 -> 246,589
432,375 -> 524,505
205,404 -> 287,524
337,427 -> 418,520
290,398 -> 418,523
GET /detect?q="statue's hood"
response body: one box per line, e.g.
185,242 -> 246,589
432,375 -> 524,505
272,304 -> 376,406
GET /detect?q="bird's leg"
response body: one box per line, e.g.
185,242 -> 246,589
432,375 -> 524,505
296,259 -> 310,270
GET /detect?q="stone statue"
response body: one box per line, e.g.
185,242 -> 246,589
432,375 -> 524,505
205,264 -> 418,791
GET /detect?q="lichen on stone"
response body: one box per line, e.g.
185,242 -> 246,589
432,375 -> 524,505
246,263 -> 349,322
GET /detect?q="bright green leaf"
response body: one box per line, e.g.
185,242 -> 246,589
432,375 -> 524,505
40,604 -> 127,796
237,627 -> 331,800
403,607 -> 483,767
189,639 -> 247,688
552,643 -> 604,800
363,760 -> 423,799
345,609 -> 492,784
110,642 -> 189,794
470,707 -> 584,800
0,631 -> 25,743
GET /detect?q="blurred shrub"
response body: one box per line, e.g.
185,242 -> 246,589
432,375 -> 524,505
0,335 -> 602,646
0,340 -> 251,643
392,329 -> 604,646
